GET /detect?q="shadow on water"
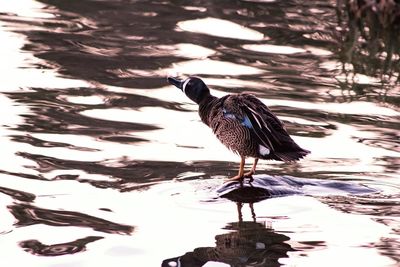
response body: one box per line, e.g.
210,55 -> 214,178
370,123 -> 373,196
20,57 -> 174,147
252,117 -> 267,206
5,88 -> 173,136
162,202 -> 294,267
8,203 -> 134,235
19,236 -> 104,257
0,154 -> 244,191
0,186 -> 36,202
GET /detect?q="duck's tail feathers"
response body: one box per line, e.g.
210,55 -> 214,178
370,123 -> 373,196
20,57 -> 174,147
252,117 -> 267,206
274,149 -> 310,162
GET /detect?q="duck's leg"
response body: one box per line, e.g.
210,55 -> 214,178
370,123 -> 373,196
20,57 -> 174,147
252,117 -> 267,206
249,203 -> 256,222
244,158 -> 258,178
225,156 -> 245,182
237,202 -> 243,223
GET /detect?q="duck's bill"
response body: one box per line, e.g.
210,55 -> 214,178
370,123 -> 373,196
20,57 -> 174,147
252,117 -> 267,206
167,76 -> 183,90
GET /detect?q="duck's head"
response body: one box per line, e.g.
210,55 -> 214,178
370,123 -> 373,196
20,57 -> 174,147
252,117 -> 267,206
167,76 -> 210,104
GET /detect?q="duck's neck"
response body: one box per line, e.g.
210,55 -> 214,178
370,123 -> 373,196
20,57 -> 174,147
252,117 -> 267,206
198,95 -> 218,126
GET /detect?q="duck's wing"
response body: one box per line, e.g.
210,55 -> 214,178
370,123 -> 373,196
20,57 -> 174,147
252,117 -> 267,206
238,94 -> 309,161
221,94 -> 275,155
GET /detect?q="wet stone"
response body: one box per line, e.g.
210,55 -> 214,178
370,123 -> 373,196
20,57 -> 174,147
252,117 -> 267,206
216,175 -> 378,202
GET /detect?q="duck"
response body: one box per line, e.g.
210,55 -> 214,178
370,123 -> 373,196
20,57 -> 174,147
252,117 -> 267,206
167,76 -> 310,182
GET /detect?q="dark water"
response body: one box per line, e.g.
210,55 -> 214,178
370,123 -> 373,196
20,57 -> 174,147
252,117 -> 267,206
0,0 -> 399,266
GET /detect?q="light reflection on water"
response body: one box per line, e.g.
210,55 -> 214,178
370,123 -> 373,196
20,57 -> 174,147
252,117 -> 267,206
0,0 -> 399,266
177,17 -> 265,40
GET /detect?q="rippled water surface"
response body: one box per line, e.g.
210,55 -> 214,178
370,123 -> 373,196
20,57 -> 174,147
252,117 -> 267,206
0,0 -> 399,266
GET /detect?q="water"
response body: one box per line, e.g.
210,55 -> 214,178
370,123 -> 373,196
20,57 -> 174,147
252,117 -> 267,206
0,0 -> 399,266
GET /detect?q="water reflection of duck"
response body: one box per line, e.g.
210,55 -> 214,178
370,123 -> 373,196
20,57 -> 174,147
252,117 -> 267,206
162,202 -> 293,267
167,76 -> 310,182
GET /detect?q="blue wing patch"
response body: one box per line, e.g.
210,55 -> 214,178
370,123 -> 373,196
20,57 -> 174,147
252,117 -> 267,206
241,115 -> 253,128
223,108 -> 253,129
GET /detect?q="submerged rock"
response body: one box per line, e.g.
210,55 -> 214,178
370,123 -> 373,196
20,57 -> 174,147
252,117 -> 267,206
216,174 -> 378,203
